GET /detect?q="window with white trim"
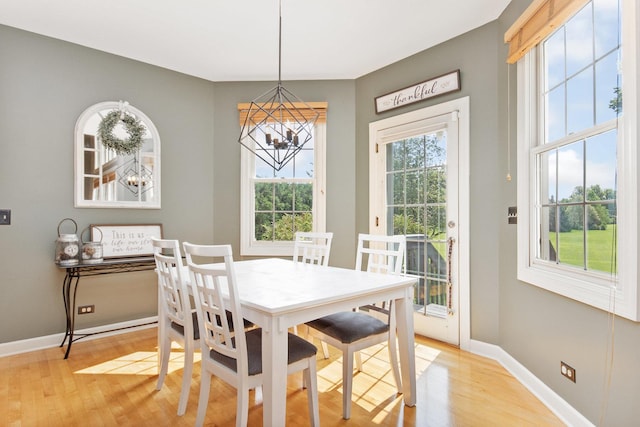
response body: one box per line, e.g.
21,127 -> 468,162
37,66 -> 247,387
240,123 -> 326,256
515,0 -> 639,319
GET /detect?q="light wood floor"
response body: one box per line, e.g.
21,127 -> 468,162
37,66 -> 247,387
0,327 -> 565,426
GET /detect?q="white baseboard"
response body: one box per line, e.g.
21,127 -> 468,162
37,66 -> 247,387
0,316 -> 158,358
469,339 -> 593,427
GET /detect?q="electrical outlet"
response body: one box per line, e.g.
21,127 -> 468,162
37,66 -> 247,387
78,305 -> 95,315
561,361 -> 576,383
0,209 -> 10,225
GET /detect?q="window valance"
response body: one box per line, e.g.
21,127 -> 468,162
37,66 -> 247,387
504,0 -> 590,64
237,102 -> 327,125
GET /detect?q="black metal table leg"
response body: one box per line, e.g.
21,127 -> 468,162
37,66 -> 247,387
56,257 -> 156,359
60,268 -> 80,359
60,271 -> 71,348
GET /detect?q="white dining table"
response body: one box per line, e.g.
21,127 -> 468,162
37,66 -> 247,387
228,258 -> 417,427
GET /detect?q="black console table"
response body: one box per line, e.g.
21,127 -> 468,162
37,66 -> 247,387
58,257 -> 156,359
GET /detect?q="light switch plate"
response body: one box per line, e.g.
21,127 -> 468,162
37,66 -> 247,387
508,206 -> 517,224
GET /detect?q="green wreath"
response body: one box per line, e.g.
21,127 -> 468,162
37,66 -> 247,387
97,110 -> 146,155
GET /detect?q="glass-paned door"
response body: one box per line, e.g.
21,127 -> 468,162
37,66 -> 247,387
370,103 -> 465,346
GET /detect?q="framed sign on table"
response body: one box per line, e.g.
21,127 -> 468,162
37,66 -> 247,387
91,223 -> 163,258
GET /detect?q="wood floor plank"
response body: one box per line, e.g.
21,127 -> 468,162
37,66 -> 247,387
0,328 -> 565,426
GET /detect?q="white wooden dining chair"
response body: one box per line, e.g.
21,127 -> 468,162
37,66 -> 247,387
305,233 -> 406,420
152,237 -> 198,416
292,231 -> 334,338
293,231 -> 334,266
183,242 -> 320,427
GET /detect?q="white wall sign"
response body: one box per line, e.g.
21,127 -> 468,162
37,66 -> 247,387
91,223 -> 163,258
375,70 -> 461,113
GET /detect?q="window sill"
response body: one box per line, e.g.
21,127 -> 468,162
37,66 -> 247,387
517,262 -> 639,322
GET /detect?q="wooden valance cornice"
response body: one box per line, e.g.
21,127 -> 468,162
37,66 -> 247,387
504,0 -> 590,64
237,102 -> 327,125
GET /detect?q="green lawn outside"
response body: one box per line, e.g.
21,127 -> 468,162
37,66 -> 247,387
550,224 -> 617,273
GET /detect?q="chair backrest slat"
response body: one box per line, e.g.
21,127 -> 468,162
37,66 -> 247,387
183,243 -> 249,376
152,238 -> 189,326
355,234 -> 406,318
293,231 -> 333,266
355,233 -> 406,275
189,264 -> 236,356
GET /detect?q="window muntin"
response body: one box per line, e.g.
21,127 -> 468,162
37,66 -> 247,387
255,139 -> 315,179
240,123 -> 326,256
254,182 -> 313,241
541,0 -> 621,144
537,132 -> 618,274
536,0 -> 620,277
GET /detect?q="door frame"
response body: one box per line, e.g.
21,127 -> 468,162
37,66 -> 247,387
368,96 -> 470,350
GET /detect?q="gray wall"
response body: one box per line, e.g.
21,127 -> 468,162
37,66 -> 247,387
0,24 -> 215,340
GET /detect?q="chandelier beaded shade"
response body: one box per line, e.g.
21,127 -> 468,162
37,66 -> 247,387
237,0 -> 320,172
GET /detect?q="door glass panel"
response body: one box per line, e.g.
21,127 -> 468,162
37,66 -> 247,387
405,137 -> 426,169
405,171 -> 424,205
426,165 -> 446,204
388,141 -> 406,171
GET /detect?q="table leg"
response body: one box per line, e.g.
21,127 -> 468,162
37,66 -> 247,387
60,270 -> 80,359
262,318 -> 288,427
60,271 -> 72,348
395,288 -> 416,406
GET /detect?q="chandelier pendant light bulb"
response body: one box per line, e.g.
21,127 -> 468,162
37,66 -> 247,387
237,0 -> 320,172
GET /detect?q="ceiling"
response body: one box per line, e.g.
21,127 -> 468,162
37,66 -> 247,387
0,0 -> 511,82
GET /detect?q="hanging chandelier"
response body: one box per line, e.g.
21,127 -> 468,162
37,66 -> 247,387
237,0 -> 320,172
